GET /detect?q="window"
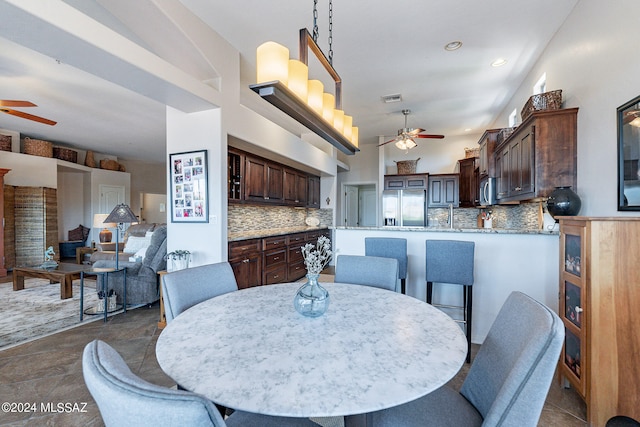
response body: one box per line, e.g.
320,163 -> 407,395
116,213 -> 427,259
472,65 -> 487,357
533,73 -> 547,95
508,108 -> 518,127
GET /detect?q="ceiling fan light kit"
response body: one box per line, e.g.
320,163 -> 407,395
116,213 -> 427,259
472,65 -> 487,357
379,109 -> 444,151
250,0 -> 359,155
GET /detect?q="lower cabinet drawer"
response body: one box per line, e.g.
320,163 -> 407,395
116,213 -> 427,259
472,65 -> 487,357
263,264 -> 287,285
288,261 -> 306,282
263,248 -> 286,268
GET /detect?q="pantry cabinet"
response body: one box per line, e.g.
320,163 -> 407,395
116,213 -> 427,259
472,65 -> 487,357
558,217 -> 640,426
458,158 -> 478,207
495,108 -> 577,202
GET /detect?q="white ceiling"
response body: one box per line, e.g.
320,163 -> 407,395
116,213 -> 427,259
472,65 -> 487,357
0,0 -> 578,164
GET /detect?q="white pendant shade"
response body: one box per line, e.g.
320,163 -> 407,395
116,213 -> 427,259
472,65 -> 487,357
343,115 -> 352,139
257,42 -> 289,85
307,80 -> 324,115
287,59 -> 308,102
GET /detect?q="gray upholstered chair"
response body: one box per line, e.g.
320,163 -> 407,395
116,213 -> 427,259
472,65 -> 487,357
93,225 -> 167,305
83,340 -> 320,427
334,255 -> 399,291
369,291 -> 564,427
365,237 -> 408,294
425,239 -> 475,362
162,262 -> 238,323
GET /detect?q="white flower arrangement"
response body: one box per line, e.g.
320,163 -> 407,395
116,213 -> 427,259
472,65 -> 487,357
301,236 -> 332,275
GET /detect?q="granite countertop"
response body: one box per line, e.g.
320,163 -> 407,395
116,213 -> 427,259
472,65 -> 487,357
332,225 -> 559,235
228,226 -> 330,242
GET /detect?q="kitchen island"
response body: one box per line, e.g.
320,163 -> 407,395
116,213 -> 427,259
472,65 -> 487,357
333,226 -> 559,344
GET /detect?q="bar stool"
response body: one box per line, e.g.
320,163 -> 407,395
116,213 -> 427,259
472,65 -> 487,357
425,240 -> 475,363
365,237 -> 408,293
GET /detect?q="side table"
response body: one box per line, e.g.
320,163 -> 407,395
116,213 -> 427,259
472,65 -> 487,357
157,270 -> 168,329
76,246 -> 96,264
80,267 -> 126,322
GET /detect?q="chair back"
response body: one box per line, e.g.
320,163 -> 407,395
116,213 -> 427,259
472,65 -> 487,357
162,262 -> 238,323
142,225 -> 167,273
460,291 -> 564,426
425,240 -> 474,286
334,255 -> 399,291
365,237 -> 407,280
82,340 -> 225,427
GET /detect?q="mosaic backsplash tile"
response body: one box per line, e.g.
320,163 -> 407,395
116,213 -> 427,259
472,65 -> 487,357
228,205 -> 333,233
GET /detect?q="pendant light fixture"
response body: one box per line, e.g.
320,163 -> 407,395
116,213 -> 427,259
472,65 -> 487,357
250,0 -> 359,155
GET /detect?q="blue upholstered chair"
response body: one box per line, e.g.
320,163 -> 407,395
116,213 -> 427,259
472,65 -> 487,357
83,340 -> 320,427
162,262 -> 238,324
364,237 -> 408,294
369,291 -> 565,427
334,255 -> 399,291
425,239 -> 475,362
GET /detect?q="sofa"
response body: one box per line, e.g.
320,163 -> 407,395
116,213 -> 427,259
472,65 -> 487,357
92,225 -> 167,305
90,223 -> 165,263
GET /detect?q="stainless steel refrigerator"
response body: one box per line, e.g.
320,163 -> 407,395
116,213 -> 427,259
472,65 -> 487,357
382,189 -> 427,227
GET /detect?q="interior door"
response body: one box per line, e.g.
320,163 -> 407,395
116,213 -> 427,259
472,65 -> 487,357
99,185 -> 125,213
359,188 -> 377,226
344,185 -> 359,226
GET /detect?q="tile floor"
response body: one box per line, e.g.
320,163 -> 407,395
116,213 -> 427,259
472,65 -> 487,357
0,276 -> 587,427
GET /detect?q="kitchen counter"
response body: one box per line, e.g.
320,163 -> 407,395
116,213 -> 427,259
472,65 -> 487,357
333,225 -> 558,235
228,226 -> 329,242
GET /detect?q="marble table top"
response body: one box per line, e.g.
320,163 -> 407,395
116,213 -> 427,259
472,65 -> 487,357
156,282 -> 467,418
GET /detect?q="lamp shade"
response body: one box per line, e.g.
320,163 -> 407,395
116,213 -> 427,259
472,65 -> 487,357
351,126 -> 359,148
104,203 -> 138,224
333,109 -> 344,132
322,93 -> 335,123
343,115 -> 353,139
256,41 -> 289,85
287,59 -> 308,102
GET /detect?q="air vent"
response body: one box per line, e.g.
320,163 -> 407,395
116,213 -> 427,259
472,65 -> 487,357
381,94 -> 402,103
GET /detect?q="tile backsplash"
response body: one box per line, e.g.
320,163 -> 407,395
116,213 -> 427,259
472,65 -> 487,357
228,205 -> 333,233
428,202 -> 543,230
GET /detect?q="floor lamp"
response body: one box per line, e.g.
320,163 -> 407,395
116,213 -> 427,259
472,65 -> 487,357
104,203 -> 138,270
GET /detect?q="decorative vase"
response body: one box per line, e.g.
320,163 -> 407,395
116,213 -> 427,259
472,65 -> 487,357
168,254 -> 190,272
547,186 -> 582,218
293,273 -> 330,317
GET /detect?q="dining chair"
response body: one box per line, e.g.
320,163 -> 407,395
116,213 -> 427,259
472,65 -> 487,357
425,239 -> 475,362
334,255 -> 399,291
162,262 -> 238,323
83,340 -> 321,427
369,291 -> 565,427
364,237 -> 408,294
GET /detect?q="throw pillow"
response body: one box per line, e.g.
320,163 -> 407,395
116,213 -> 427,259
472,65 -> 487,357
123,235 -> 151,254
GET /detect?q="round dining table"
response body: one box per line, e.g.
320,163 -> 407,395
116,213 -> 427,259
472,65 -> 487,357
156,282 -> 467,420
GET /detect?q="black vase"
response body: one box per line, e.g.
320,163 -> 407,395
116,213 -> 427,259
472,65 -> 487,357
547,186 -> 581,218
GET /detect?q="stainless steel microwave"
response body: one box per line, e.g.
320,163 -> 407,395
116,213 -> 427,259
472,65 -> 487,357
479,177 -> 496,206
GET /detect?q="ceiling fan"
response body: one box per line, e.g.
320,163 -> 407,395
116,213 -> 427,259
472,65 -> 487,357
378,109 -> 444,150
0,100 -> 57,126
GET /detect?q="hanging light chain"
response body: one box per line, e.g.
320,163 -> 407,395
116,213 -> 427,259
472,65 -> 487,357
312,0 -> 319,43
328,0 -> 333,65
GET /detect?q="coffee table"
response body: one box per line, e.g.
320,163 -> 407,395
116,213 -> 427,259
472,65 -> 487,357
13,262 -> 87,299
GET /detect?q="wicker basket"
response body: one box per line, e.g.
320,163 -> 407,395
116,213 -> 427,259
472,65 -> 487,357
464,147 -> 479,159
100,159 -> 120,171
395,158 -> 420,174
53,146 -> 78,163
23,137 -> 53,158
521,89 -> 562,121
0,134 -> 11,152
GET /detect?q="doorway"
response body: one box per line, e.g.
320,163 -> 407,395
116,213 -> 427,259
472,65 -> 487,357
343,184 -> 377,227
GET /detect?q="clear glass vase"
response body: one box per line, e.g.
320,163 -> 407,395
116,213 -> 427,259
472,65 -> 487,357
293,273 -> 330,317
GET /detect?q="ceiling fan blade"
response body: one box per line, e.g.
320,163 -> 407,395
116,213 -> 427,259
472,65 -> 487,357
377,138 -> 398,147
0,100 -> 37,107
407,128 -> 426,136
0,108 -> 57,126
415,134 -> 445,139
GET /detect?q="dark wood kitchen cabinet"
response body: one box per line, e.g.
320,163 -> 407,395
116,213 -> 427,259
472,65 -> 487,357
494,108 -> 577,203
384,174 -> 428,190
458,157 -> 478,207
307,175 -> 320,208
478,128 -> 500,178
244,156 -> 284,204
283,168 -> 308,206
228,149 -> 244,201
428,174 -> 459,207
228,239 -> 262,289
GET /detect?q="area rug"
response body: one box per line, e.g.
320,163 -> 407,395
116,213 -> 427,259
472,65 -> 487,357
0,277 -> 105,350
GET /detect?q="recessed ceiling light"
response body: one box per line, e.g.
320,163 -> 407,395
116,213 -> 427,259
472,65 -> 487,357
491,58 -> 508,67
465,128 -> 472,132
444,41 -> 463,51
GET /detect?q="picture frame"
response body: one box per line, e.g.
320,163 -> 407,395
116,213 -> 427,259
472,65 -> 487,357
618,94 -> 640,210
169,150 -> 208,223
